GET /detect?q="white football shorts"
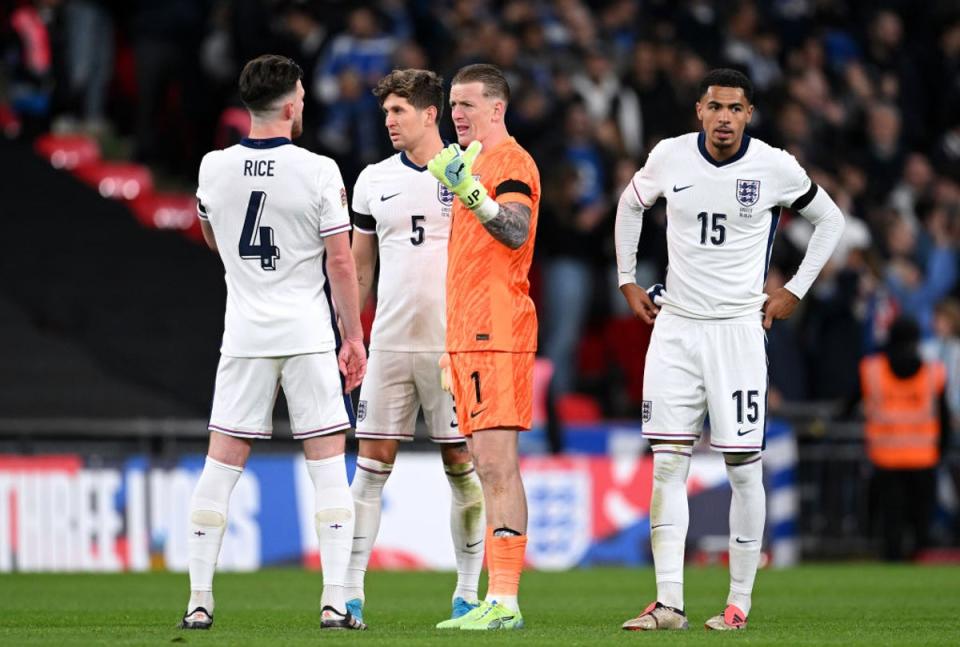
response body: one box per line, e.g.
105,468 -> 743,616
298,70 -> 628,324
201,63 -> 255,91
641,312 -> 767,452
355,350 -> 464,443
208,352 -> 353,440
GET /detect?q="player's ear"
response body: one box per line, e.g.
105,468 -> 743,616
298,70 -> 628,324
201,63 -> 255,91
746,104 -> 754,124
695,101 -> 703,121
424,105 -> 437,126
492,99 -> 505,122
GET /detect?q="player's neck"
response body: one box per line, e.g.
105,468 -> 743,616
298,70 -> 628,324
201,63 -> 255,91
479,127 -> 510,150
247,122 -> 293,141
404,133 -> 444,168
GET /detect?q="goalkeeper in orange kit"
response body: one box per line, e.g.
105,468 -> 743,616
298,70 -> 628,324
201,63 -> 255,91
428,63 -> 540,631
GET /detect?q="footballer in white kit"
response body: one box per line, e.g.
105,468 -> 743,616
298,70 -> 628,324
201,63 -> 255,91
351,152 -> 460,443
344,69 -> 484,629
616,69 -> 843,632
198,131 -> 354,438
181,55 -> 366,632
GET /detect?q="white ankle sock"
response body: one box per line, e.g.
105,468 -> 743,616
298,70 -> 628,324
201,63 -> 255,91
345,456 -> 392,603
486,593 -> 519,612
445,461 -> 484,602
187,456 -> 242,614
306,454 -> 355,613
725,453 -> 765,617
650,444 -> 691,611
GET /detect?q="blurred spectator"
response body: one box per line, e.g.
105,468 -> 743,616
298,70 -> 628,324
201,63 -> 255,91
3,0 -> 58,134
539,102 -> 612,397
131,0 -> 207,172
314,6 -> 396,165
765,265 -> 808,408
54,0 -> 114,135
722,2 -> 782,92
864,103 -> 906,204
570,47 -> 641,157
923,299 -> 960,431
884,210 -> 958,339
889,153 -> 937,225
860,316 -> 948,560
625,40 -> 679,145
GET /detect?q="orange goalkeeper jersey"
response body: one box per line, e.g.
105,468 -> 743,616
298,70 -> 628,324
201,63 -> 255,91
446,137 -> 540,352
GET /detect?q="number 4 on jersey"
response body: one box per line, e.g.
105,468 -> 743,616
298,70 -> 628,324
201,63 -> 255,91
239,190 -> 280,270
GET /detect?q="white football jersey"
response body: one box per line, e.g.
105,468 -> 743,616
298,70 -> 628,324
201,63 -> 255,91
352,152 -> 453,352
627,132 -> 814,319
196,137 -> 351,357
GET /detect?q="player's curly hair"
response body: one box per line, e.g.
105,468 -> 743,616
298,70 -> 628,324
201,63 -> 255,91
452,64 -> 510,103
698,68 -> 754,104
373,69 -> 445,119
239,55 -> 303,114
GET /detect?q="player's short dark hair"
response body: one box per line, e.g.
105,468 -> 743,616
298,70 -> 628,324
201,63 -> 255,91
373,69 -> 445,119
451,64 -> 510,103
698,68 -> 754,104
238,54 -> 303,114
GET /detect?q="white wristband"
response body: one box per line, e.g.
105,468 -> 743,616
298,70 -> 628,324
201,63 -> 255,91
472,195 -> 500,223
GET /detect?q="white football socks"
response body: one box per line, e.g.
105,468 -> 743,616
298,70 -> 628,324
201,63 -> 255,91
307,454 -> 355,613
725,453 -> 765,617
187,456 -> 243,614
445,461 -> 484,603
650,444 -> 692,611
345,456 -> 393,603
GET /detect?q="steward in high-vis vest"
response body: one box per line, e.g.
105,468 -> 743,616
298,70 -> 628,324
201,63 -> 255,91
859,317 -> 949,560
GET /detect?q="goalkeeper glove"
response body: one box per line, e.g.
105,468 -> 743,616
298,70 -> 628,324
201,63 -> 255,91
439,352 -> 452,393
428,141 -> 499,222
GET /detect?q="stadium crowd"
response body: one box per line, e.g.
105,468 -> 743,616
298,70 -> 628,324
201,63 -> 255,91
4,0 -> 960,427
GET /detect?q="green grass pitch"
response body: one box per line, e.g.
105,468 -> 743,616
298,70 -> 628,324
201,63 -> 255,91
2,565 -> 958,645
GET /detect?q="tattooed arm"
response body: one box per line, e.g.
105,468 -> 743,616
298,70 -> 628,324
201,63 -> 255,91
481,201 -> 531,249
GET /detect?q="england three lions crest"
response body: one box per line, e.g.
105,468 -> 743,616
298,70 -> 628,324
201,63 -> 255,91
736,179 -> 760,207
437,182 -> 455,206
357,400 -> 367,422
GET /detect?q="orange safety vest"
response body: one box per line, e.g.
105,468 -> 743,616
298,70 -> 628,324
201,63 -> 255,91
860,354 -> 945,470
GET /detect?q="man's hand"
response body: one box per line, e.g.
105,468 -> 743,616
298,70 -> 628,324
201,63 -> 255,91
428,141 -> 487,209
439,352 -> 452,393
762,288 -> 800,330
620,283 -> 659,324
338,337 -> 367,393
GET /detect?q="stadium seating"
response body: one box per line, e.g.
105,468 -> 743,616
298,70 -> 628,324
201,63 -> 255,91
72,161 -> 154,201
130,192 -> 203,243
33,133 -> 100,170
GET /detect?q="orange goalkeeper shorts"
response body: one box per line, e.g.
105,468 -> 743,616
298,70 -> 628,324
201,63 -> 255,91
448,351 -> 534,435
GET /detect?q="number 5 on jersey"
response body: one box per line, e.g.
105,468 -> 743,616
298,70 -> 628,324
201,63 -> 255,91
239,190 -> 281,270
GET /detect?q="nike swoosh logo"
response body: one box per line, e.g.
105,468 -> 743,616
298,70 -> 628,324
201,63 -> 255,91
672,184 -> 694,192
735,537 -> 757,544
466,540 -> 482,548
353,537 -> 366,540
380,192 -> 401,201
737,428 -> 756,436
651,524 -> 672,530
469,408 -> 487,419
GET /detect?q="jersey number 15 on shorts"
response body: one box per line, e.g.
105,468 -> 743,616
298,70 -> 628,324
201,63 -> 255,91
239,190 -> 280,270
